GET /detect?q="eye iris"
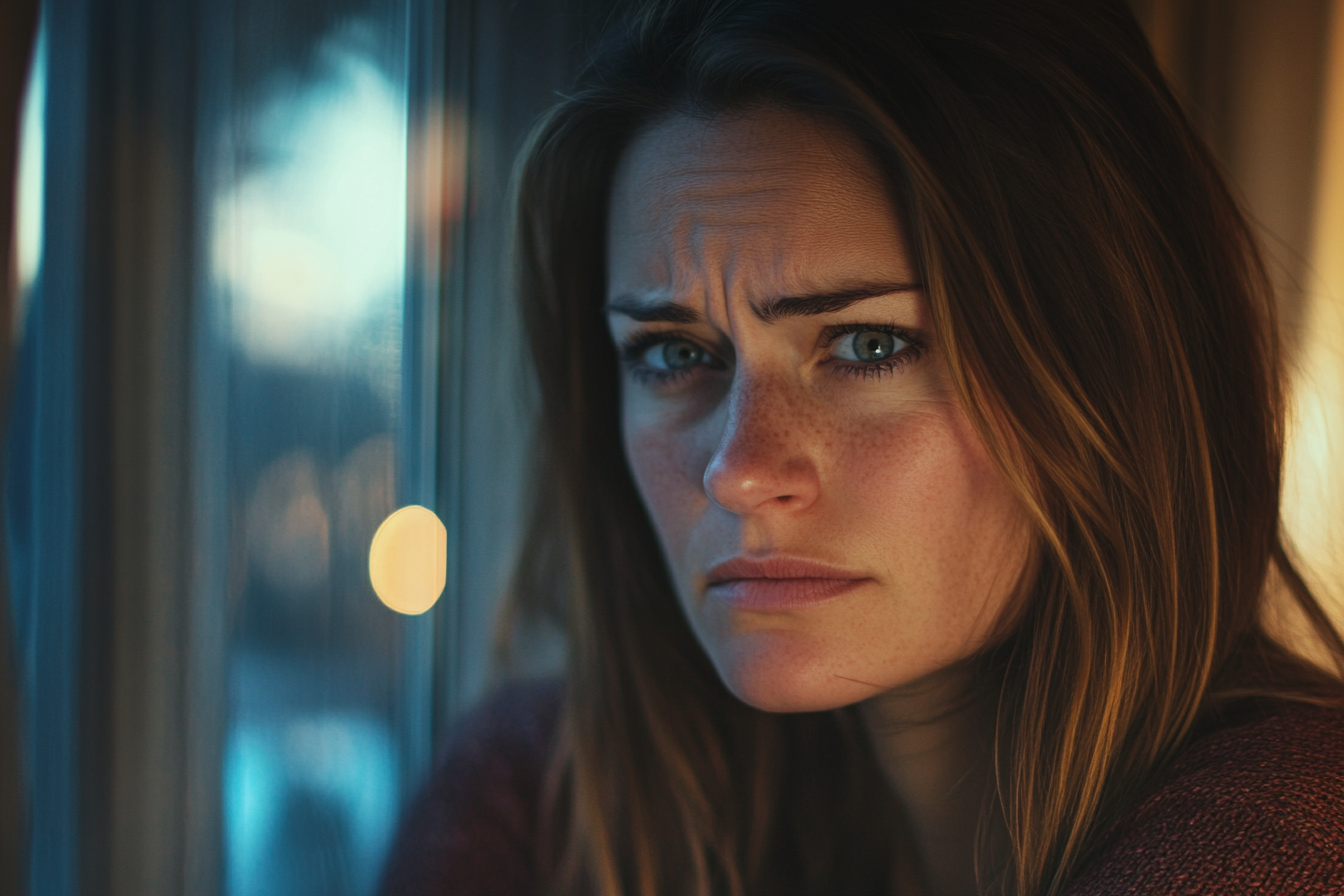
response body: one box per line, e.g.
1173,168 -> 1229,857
662,340 -> 703,370
853,331 -> 896,361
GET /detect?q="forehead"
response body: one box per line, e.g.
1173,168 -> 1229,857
606,108 -> 912,303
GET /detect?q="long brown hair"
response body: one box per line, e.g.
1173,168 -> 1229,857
501,1 -> 1344,893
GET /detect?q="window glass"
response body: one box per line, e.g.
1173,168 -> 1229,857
6,1 -> 582,891
15,19 -> 46,336
203,5 -> 430,894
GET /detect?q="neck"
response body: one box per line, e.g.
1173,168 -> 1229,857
860,665 -> 1004,896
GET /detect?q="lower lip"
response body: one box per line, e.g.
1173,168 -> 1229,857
705,577 -> 867,611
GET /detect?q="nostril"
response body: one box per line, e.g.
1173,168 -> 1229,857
701,384 -> 822,514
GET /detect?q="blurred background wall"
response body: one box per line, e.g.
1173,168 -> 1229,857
1130,0 -> 1344,634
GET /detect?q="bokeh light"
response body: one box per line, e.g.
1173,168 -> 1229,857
368,505 -> 446,615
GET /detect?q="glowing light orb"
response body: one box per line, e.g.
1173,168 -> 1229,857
368,505 -> 446,615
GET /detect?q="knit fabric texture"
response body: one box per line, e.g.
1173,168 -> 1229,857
376,684 -> 1344,895
1063,701 -> 1344,895
377,681 -> 560,896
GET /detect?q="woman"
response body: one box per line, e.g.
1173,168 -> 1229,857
379,1 -> 1344,894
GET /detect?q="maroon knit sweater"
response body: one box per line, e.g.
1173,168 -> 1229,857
376,682 -> 1344,895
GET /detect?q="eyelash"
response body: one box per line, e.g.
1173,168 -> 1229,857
820,323 -> 926,380
618,324 -> 927,384
618,329 -> 715,385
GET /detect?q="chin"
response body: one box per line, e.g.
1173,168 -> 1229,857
710,631 -> 885,713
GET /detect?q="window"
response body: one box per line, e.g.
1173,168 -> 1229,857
6,1 -> 605,893
209,9 -> 422,895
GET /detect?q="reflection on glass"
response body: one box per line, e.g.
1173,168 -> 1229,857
225,711 -> 397,896
209,10 -> 412,895
212,23 -> 408,379
14,19 -> 46,338
247,451 -> 332,595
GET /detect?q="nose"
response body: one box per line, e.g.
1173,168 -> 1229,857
702,374 -> 822,515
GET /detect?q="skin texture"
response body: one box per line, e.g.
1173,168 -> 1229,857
606,107 -> 1033,896
606,108 -> 1033,714
605,109 -> 1033,894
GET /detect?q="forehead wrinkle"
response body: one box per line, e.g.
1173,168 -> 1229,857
648,113 -> 860,174
674,220 -> 806,335
636,185 -> 805,239
640,170 -> 887,248
610,111 -> 911,326
637,136 -> 825,201
654,210 -> 781,323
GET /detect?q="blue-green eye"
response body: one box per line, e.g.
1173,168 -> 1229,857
658,339 -> 706,370
833,329 -> 906,362
619,332 -> 721,383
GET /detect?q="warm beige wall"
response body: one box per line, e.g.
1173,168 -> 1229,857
1134,0 -> 1332,343
1132,0 -> 1344,632
1285,0 -> 1344,620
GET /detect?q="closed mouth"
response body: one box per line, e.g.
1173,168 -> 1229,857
703,556 -> 870,610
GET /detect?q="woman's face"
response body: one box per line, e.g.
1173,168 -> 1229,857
606,109 -> 1032,713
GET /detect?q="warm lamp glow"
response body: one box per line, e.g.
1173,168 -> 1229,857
1283,0 -> 1344,629
368,505 -> 446,615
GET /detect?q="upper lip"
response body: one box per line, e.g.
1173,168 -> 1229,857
704,556 -> 868,585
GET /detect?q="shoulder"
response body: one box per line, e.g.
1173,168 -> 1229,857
376,679 -> 564,896
1065,701 -> 1344,895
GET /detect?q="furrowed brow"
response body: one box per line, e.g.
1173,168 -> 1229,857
753,282 -> 923,323
603,297 -> 702,324
604,282 -> 922,325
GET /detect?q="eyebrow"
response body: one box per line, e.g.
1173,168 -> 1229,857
603,281 -> 923,324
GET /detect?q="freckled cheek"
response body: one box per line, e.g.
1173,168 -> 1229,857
832,405 -> 1029,627
826,406 -> 997,545
621,401 -> 714,557
829,410 -> 937,491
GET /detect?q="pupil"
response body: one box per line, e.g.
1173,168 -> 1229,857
854,331 -> 896,361
663,341 -> 701,369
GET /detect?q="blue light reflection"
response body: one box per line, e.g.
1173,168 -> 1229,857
225,709 -> 397,896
